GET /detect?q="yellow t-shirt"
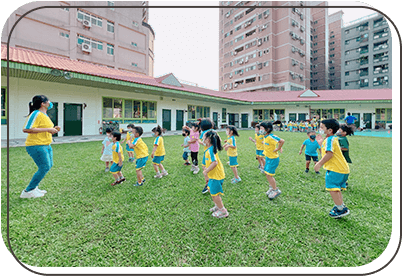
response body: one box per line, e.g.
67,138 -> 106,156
263,134 -> 281,159
24,110 -> 54,146
255,133 -> 264,151
226,136 -> 238,157
132,137 -> 149,159
204,146 -> 225,180
153,136 -> 166,156
112,142 -> 124,163
126,132 -> 134,144
322,136 -> 350,174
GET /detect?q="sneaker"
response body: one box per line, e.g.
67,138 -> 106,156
119,177 -> 126,183
268,189 -> 282,200
202,184 -> 209,194
191,165 -> 195,172
161,170 -> 168,177
231,177 -> 241,184
36,187 -> 47,194
142,177 -> 146,183
212,208 -> 229,218
193,167 -> 200,174
260,168 -> 264,174
265,186 -> 274,195
329,206 -> 350,219
315,171 -> 320,174
345,182 -> 349,188
209,205 -> 219,212
305,169 -> 309,173
20,188 -> 45,199
184,162 -> 191,166
133,182 -> 143,187
105,167 -> 109,172
154,173 -> 162,179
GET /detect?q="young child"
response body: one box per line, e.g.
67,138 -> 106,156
203,130 -> 228,218
110,131 -> 126,186
199,118 -> 215,194
100,128 -> 114,172
299,130 -> 321,174
183,123 -> 201,173
122,124 -> 135,162
181,128 -> 191,165
337,124 -> 353,187
249,124 -> 265,173
260,121 -> 285,200
151,125 -> 168,178
314,119 -> 350,219
224,125 -> 241,184
128,126 -> 149,186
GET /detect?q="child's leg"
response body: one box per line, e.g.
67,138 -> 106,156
136,169 -> 143,183
305,160 -> 310,169
231,167 -> 239,179
158,163 -> 166,172
266,174 -> 277,190
212,195 -> 224,209
153,163 -> 160,173
112,173 -> 119,181
259,156 -> 265,168
329,190 -> 343,206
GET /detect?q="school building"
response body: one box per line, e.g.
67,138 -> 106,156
1,45 -> 392,140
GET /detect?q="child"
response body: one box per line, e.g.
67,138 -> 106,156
181,128 -> 191,165
100,128 -> 114,172
299,130 -> 321,174
314,119 -> 350,219
183,123 -> 201,173
151,125 -> 168,178
127,126 -> 149,186
260,121 -> 285,200
203,130 -> 228,218
224,125 -> 241,184
249,124 -> 265,173
110,131 -> 126,186
337,124 -> 353,187
122,124 -> 135,162
199,118 -> 215,194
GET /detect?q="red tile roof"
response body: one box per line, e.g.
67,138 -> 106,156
2,45 -> 392,103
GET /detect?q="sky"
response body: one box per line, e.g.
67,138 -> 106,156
150,0 -> 389,91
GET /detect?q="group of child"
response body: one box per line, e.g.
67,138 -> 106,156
100,116 -> 354,220
285,120 -> 319,132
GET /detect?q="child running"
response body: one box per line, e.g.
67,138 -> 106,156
151,125 -> 168,178
199,118 -> 215,194
337,124 -> 354,187
249,124 -> 265,173
110,131 -> 126,186
224,125 -> 241,184
122,124 -> 135,162
100,128 -> 114,172
203,130 -> 228,218
314,119 -> 350,219
128,126 -> 149,186
183,123 -> 200,174
299,130 -> 321,174
260,121 -> 285,200
181,128 -> 191,165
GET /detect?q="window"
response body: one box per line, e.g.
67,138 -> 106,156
60,7 -> 69,12
107,43 -> 114,55
131,42 -> 138,47
77,9 -> 102,27
60,32 -> 69,38
1,88 -> 6,124
234,35 -> 244,43
188,105 -> 210,120
222,108 -> 227,123
376,108 -> 392,124
253,109 -> 285,121
108,1 -> 115,10
345,72 -> 350,76
131,62 -> 138,67
103,97 -> 157,123
77,35 -> 103,50
107,21 -> 114,33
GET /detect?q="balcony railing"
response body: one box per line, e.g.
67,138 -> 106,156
374,44 -> 388,51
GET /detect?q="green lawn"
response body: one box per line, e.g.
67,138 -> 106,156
1,131 -> 392,267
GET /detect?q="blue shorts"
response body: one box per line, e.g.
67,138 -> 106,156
126,144 -> 134,152
325,170 -> 349,191
305,154 -> 319,162
256,149 -> 264,157
207,179 -> 224,196
182,151 -> 189,161
264,157 -> 280,176
136,156 -> 148,170
229,156 -> 238,167
110,162 -> 123,174
152,155 -> 164,165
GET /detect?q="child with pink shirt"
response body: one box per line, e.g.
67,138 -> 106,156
184,123 -> 200,174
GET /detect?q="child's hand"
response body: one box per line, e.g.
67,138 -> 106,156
203,169 -> 208,176
280,148 -> 283,153
224,140 -> 227,143
248,137 -> 253,141
180,144 -> 184,147
314,163 -> 321,172
299,150 -> 302,155
151,153 -> 154,158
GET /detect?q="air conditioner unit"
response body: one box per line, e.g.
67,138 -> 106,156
83,20 -> 91,28
240,59 -> 244,64
384,76 -> 388,80
233,51 -> 237,56
226,13 -> 230,18
301,26 -> 305,32
292,46 -> 296,52
292,60 -> 295,66
240,71 -> 243,75
258,41 -> 262,46
234,83 -> 238,88
245,58 -> 249,63
82,43 -> 92,52
229,74 -> 233,79
264,13 -> 268,18
244,23 -> 248,28
262,24 -> 267,30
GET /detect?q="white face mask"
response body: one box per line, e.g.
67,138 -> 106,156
128,128 -> 132,132
319,129 -> 325,135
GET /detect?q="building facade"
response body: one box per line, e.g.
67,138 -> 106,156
341,13 -> 391,89
1,1 -> 155,76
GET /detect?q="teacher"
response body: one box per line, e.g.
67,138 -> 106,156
21,95 -> 60,198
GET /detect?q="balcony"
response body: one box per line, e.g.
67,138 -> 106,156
373,20 -> 388,29
373,43 -> 388,51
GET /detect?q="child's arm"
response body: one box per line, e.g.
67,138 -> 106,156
299,144 -> 305,155
203,161 -> 217,176
151,145 -> 158,158
248,137 -> 256,144
101,145 -> 105,154
273,139 -> 285,152
118,152 -> 123,167
314,151 -> 333,172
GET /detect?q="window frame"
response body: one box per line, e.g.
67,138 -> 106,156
1,87 -> 7,124
187,105 -> 211,120
102,97 -> 157,123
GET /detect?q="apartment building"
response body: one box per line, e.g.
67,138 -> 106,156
341,13 -> 391,89
1,1 -> 154,76
219,1 -> 311,93
327,10 -> 343,90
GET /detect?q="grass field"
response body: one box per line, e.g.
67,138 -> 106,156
1,130 -> 392,267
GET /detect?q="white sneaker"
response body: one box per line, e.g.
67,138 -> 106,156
191,165 -> 195,172
154,173 -> 162,178
36,187 -> 47,194
20,188 -> 45,199
193,167 -> 200,174
265,186 -> 274,195
161,170 -> 168,177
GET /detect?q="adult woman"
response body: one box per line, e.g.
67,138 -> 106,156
21,95 -> 60,198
